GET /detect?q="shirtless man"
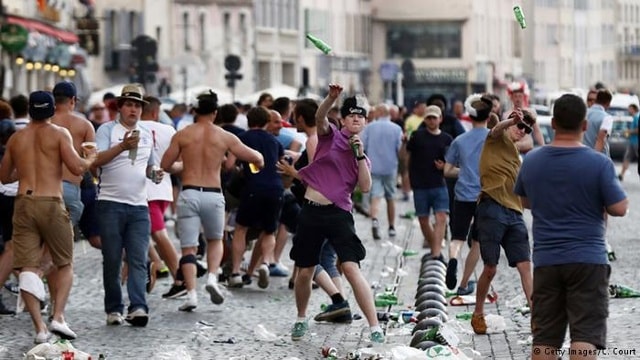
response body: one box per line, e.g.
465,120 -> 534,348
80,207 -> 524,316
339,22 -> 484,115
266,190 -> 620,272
0,91 -> 96,343
161,90 -> 263,311
51,81 -> 96,227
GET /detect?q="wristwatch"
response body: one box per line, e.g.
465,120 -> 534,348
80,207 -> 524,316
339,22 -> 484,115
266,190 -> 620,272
356,155 -> 366,161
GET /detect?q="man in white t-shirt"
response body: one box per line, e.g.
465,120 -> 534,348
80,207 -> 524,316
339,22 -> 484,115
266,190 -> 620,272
140,96 -> 181,296
9,95 -> 30,130
94,84 -> 165,328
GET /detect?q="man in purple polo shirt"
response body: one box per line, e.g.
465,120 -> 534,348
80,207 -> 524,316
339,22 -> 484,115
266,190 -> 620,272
288,84 -> 384,343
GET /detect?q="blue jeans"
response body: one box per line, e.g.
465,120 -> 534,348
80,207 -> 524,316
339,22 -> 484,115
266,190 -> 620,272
97,200 -> 150,314
313,240 -> 340,278
63,181 -> 84,226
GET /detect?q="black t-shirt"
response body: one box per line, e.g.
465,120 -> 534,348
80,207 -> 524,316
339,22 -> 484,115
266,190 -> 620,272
290,149 -> 310,204
238,129 -> 284,195
222,124 -> 245,137
406,129 -> 452,189
221,124 -> 246,190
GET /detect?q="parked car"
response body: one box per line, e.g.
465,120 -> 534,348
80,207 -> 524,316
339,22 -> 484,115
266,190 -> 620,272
536,115 -> 553,145
530,104 -> 551,116
608,116 -> 632,160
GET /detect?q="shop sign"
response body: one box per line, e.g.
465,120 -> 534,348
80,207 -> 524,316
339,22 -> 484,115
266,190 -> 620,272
0,24 -> 29,54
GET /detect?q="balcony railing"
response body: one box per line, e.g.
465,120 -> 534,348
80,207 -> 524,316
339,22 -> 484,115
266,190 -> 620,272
619,45 -> 640,56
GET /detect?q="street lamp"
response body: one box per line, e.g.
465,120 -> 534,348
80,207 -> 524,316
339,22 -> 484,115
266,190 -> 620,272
34,61 -> 42,70
25,61 -> 34,70
67,69 -> 76,77
59,69 -> 68,77
51,64 -> 60,72
43,63 -> 52,71
15,56 -> 24,65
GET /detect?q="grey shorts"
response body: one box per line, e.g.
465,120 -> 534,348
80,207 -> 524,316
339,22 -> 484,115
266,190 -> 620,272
177,189 -> 225,248
371,173 -> 397,198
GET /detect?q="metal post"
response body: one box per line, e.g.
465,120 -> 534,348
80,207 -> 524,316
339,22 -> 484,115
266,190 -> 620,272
396,73 -> 404,107
181,66 -> 187,103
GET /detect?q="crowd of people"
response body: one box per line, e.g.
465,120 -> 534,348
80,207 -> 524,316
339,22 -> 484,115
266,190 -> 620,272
0,79 -> 633,359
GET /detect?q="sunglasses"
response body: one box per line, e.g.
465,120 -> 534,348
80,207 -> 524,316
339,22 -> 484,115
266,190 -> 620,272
517,122 -> 533,134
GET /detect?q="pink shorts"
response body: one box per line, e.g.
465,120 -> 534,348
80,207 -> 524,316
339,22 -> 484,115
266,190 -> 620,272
149,200 -> 171,233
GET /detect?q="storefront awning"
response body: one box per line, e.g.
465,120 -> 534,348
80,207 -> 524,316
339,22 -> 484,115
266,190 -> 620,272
6,15 -> 78,44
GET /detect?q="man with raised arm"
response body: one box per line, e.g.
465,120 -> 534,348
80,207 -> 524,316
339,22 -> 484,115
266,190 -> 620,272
288,84 -> 384,343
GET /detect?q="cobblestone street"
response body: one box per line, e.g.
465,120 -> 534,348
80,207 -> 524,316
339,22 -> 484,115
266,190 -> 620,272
0,164 -> 639,359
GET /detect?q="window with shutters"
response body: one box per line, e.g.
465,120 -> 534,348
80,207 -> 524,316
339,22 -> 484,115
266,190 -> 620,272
200,13 -> 206,52
183,12 -> 190,52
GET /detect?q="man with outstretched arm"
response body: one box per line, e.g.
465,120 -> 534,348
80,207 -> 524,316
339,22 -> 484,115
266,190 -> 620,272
288,84 -> 384,343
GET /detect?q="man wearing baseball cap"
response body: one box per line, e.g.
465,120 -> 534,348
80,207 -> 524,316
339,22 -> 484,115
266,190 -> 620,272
406,105 -> 453,258
52,81 -> 96,228
0,90 -> 97,343
93,84 -> 160,328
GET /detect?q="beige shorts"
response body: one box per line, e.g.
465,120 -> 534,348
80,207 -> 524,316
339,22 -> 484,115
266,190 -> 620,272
12,195 -> 74,268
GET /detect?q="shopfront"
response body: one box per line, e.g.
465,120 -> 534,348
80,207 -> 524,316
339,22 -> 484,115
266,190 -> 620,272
397,67 -> 486,112
1,15 -> 79,97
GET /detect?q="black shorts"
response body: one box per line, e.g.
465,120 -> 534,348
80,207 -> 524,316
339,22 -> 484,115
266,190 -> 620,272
451,200 -> 477,243
0,194 -> 15,251
236,191 -> 283,234
532,264 -> 611,349
279,191 -> 300,233
475,198 -> 530,267
290,202 -> 366,267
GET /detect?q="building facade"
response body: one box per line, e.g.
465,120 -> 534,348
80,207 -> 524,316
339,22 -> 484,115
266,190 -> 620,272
299,0 -> 372,97
163,0 -> 254,103
616,0 -> 640,92
88,0 -> 145,90
369,0 -> 517,106
526,0 -> 616,101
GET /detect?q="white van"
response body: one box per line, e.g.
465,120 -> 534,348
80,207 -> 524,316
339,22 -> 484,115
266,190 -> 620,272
536,115 -> 553,145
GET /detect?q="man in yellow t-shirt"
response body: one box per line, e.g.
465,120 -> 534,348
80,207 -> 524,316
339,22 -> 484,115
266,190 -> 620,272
404,100 -> 427,137
470,109 -> 535,335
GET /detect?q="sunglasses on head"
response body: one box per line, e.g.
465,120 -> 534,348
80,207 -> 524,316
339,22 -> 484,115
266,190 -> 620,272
517,122 -> 533,134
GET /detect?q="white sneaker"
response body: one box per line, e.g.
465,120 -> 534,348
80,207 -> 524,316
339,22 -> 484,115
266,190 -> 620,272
227,274 -> 244,288
257,264 -> 270,289
33,331 -> 51,344
124,308 -> 149,327
34,331 -> 52,344
179,294 -> 197,312
49,320 -> 77,340
106,312 -> 124,325
205,274 -> 224,305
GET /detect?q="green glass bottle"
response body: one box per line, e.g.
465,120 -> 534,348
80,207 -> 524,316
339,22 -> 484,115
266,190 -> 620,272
610,284 -> 640,298
306,33 -> 332,54
402,249 -> 419,257
513,5 -> 527,29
